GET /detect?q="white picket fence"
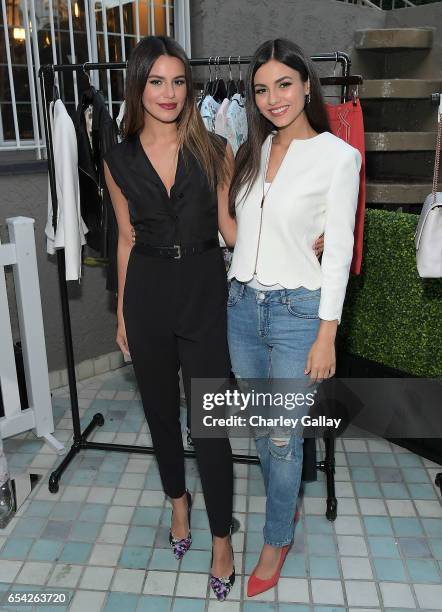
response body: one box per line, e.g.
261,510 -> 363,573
0,216 -> 63,453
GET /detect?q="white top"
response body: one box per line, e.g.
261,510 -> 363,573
228,131 -> 362,322
45,99 -> 88,281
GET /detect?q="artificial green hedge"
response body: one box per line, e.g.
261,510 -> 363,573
339,209 -> 442,377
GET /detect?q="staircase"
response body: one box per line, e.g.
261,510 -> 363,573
337,1 -> 435,9
354,27 -> 441,210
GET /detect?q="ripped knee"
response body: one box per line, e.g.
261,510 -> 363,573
271,437 -> 290,447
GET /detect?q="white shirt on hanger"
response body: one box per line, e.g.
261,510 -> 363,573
228,131 -> 362,322
214,98 -> 230,138
45,99 -> 88,281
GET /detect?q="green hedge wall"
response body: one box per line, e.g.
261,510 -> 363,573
339,209 -> 442,377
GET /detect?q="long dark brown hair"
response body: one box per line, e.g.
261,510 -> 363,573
228,39 -> 330,214
123,35 -> 229,189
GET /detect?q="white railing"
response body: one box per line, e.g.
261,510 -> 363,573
338,0 -> 417,8
0,0 -> 188,157
0,217 -> 63,453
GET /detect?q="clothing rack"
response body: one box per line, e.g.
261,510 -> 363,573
38,52 -> 360,520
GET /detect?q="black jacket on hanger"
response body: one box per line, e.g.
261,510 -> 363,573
73,87 -> 119,292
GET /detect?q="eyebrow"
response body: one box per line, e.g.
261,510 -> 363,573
253,76 -> 293,87
148,74 -> 186,79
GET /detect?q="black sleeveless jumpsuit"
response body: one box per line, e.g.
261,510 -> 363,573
104,133 -> 233,537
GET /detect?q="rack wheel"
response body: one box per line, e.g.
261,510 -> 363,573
94,413 -> 105,426
48,474 -> 59,493
435,473 -> 442,494
326,497 -> 337,521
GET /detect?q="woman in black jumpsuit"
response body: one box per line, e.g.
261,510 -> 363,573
103,36 -> 236,600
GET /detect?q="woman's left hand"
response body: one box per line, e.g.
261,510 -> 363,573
305,337 -> 336,382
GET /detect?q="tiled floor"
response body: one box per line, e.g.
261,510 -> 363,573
1,365 -> 441,611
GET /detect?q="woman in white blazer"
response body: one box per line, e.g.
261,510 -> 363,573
226,39 -> 361,597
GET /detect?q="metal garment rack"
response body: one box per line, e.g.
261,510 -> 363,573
38,52 -> 356,519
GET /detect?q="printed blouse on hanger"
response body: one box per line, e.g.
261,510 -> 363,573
224,93 -> 247,155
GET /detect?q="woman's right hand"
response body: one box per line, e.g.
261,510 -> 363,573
116,315 -> 130,357
313,233 -> 324,258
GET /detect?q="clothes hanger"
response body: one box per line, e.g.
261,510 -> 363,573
320,54 -> 363,90
50,66 -> 60,101
212,56 -> 227,103
226,56 -> 238,99
236,56 -> 246,97
81,62 -> 96,104
202,56 -> 214,98
352,83 -> 359,106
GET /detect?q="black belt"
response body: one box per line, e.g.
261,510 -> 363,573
134,238 -> 219,259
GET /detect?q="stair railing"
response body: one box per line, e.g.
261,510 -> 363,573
338,0 -> 416,8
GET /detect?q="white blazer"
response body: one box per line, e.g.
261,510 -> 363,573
45,99 -> 88,281
228,131 -> 362,322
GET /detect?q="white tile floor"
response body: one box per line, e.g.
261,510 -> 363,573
0,364 -> 441,612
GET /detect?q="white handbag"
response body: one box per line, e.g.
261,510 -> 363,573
415,97 -> 442,278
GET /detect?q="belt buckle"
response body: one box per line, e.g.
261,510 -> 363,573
173,244 -> 181,259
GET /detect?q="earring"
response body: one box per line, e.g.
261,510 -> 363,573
305,92 -> 311,105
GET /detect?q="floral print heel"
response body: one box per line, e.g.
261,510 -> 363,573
169,490 -> 192,560
209,536 -> 235,602
209,567 -> 236,601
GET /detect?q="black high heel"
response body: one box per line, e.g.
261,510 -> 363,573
209,535 -> 235,601
169,490 -> 192,560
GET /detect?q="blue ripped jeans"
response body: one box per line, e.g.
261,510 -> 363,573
227,280 -> 321,547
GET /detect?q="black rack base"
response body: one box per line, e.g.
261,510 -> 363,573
48,411 -> 338,520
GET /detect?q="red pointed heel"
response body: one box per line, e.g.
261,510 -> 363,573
247,544 -> 290,598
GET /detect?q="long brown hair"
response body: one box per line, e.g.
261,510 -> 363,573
123,35 -> 229,189
228,39 -> 330,214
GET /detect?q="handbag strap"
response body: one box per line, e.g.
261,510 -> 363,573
432,99 -> 442,203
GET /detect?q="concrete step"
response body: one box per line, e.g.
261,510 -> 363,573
365,132 -> 438,152
367,151 -> 436,183
355,28 -> 433,50
360,79 -> 442,99
366,181 -> 441,205
361,100 -> 439,133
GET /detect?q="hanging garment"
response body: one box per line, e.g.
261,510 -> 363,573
116,99 -> 125,143
326,99 -> 366,275
199,95 -> 220,133
73,87 -> 118,256
105,98 -> 126,293
45,99 -> 88,282
225,93 -> 247,155
214,98 -> 230,138
73,87 -> 119,292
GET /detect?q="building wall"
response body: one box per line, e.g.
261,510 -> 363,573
190,0 -> 386,64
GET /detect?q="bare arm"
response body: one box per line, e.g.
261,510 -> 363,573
104,160 -> 133,355
217,142 -> 237,247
